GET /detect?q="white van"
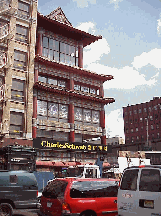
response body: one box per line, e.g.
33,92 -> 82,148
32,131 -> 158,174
117,165 -> 161,216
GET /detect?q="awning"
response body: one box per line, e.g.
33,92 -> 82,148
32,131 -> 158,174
36,161 -> 67,167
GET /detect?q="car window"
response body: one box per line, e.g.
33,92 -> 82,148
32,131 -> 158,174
139,169 -> 161,192
42,180 -> 68,198
70,180 -> 118,198
120,169 -> 139,191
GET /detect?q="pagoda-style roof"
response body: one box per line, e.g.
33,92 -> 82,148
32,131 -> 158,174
37,10 -> 102,47
35,54 -> 113,82
34,81 -> 115,105
46,7 -> 72,27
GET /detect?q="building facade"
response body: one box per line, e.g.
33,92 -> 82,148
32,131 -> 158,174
0,1 -> 114,170
123,97 -> 161,151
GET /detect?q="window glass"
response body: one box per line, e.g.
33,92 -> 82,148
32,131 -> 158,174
49,50 -> 53,61
74,84 -> 80,91
48,103 -> 58,118
18,1 -> 29,12
38,76 -> 47,83
54,40 -> 59,51
42,180 -> 68,198
81,86 -> 89,93
60,53 -> 65,63
120,169 -> 139,191
43,48 -> 48,57
92,111 -> 99,123
16,25 -> 28,42
10,175 -> 18,184
139,169 -> 161,192
59,104 -> 68,119
83,109 -> 91,122
10,112 -> 23,125
74,107 -> 82,121
37,100 -> 47,116
90,88 -> 96,94
48,78 -> 57,85
43,37 -> 48,48
12,79 -> 24,91
49,38 -> 54,50
70,181 -> 119,198
65,44 -> 70,55
58,80 -> 66,88
60,42 -> 65,53
54,51 -> 59,62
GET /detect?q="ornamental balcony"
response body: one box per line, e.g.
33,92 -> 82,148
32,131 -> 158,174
0,23 -> 9,41
0,0 -> 16,16
0,51 -> 7,69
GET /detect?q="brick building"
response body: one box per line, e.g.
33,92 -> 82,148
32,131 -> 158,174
123,97 -> 161,151
0,1 -> 114,170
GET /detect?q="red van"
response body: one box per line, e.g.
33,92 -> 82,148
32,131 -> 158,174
38,178 -> 119,216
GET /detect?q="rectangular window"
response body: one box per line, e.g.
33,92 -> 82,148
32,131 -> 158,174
38,76 -> 47,83
74,107 -> 82,121
15,25 -> 28,42
48,78 -> 57,85
10,112 -> 24,137
18,1 -> 30,19
74,84 -> 80,91
70,181 -> 119,198
10,175 -> 18,184
42,180 -> 68,198
59,104 -> 68,119
139,169 -> 161,192
120,169 -> 139,191
92,110 -> 99,124
37,100 -> 47,116
90,88 -> 96,94
11,79 -> 25,102
83,109 -> 91,122
81,86 -> 89,93
58,80 -> 66,88
14,50 -> 27,70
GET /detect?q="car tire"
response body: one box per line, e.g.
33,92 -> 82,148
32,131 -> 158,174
80,211 -> 96,216
0,203 -> 13,216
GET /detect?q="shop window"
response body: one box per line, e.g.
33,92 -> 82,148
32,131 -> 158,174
9,112 -> 24,137
11,79 -> 25,102
14,50 -> 27,70
15,25 -> 28,42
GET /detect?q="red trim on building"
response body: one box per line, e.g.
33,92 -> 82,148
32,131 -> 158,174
34,81 -> 115,105
35,55 -> 113,82
37,12 -> 102,48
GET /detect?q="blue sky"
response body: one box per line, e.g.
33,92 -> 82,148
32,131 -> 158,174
38,0 -> 161,140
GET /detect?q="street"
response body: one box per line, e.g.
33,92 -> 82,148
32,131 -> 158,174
13,209 -> 38,216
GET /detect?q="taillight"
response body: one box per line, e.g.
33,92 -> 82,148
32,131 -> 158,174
62,203 -> 71,214
139,165 -> 145,168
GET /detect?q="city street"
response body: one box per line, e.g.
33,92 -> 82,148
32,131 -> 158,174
13,209 -> 38,216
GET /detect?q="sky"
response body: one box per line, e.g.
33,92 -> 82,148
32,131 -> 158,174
37,0 -> 161,140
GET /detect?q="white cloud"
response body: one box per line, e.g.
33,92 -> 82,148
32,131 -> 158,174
157,13 -> 161,37
109,0 -> 123,10
76,21 -> 110,65
105,109 -> 124,138
86,63 -> 157,89
76,21 -> 96,34
73,0 -> 96,8
132,48 -> 161,70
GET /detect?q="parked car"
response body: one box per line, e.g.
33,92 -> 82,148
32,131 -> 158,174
118,165 -> 161,216
38,178 -> 119,216
0,170 -> 38,216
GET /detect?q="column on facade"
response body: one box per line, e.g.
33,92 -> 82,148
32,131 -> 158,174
100,104 -> 106,145
32,90 -> 37,138
99,82 -> 104,97
78,43 -> 83,68
69,74 -> 75,142
37,28 -> 43,56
